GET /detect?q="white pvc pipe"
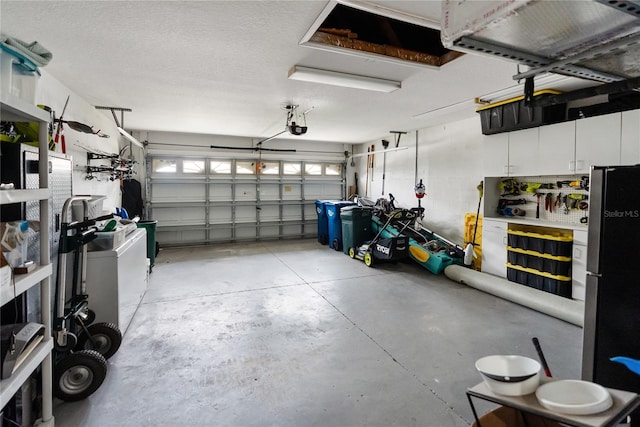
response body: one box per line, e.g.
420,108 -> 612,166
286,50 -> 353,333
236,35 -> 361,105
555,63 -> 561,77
444,265 -> 584,327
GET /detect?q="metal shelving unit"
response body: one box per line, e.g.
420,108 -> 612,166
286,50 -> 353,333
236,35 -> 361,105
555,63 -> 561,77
0,94 -> 55,426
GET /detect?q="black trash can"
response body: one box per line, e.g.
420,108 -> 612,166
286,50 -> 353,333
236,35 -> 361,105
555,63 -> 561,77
340,206 -> 373,255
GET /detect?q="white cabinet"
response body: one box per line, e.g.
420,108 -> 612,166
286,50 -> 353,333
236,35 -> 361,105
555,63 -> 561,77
0,95 -> 54,426
621,110 -> 640,165
484,110 -> 639,176
85,229 -> 148,336
575,113 -> 622,173
483,128 -> 539,176
538,121 -> 576,175
481,219 -> 508,278
507,127 -> 540,176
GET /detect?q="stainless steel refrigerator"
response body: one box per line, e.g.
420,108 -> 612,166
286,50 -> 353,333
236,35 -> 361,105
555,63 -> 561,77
582,165 -> 640,408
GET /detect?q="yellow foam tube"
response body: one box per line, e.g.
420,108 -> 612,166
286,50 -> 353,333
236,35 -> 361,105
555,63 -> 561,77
444,264 -> 584,327
410,245 -> 430,263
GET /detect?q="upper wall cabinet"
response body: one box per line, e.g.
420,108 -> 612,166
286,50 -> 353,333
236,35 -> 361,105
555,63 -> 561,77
483,110 -> 640,177
538,121 -> 576,175
575,113 -> 622,173
621,110 -> 640,165
483,132 -> 509,176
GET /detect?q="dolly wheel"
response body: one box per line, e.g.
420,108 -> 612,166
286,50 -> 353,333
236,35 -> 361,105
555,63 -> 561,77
54,350 -> 107,401
348,247 -> 356,259
332,239 -> 340,251
76,322 -> 122,359
364,252 -> 374,267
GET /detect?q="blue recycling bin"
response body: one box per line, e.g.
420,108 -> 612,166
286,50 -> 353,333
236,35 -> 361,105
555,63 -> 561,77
315,200 -> 330,245
325,201 -> 356,251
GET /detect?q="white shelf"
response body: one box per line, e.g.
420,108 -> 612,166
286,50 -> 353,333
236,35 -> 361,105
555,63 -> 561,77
0,188 -> 50,205
0,264 -> 52,306
0,339 -> 53,408
0,94 -> 50,122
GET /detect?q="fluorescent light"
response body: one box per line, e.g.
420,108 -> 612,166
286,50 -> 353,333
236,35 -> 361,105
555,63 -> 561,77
117,127 -> 145,150
288,65 -> 401,93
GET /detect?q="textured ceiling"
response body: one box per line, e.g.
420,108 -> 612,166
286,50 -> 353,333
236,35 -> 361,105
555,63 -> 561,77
0,1 -> 595,145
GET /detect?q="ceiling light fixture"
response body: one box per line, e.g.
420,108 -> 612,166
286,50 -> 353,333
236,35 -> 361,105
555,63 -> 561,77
288,65 -> 401,93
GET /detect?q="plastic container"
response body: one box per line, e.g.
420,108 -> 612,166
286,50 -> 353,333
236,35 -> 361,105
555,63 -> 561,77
324,201 -> 356,251
0,44 -> 40,105
87,228 -> 126,251
315,200 -> 330,245
340,206 -> 372,255
137,220 -> 157,271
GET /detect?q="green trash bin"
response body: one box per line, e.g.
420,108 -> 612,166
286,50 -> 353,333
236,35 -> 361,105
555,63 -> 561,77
137,220 -> 157,271
340,206 -> 373,255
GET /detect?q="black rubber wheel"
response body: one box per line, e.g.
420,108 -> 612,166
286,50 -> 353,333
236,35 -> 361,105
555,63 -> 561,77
348,247 -> 356,259
54,350 -> 108,401
332,239 -> 340,251
75,322 -> 122,359
75,309 -> 96,326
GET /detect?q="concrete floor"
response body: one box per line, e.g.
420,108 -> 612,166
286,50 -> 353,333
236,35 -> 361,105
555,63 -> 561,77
53,238 -> 582,426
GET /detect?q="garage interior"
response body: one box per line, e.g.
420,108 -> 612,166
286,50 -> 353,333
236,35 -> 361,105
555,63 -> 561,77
1,1 -> 639,426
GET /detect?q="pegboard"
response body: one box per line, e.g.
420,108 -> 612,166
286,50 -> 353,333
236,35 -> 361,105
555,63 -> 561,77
493,175 -> 589,226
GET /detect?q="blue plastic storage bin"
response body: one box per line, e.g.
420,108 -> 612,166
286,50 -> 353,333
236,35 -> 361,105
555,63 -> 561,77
324,201 -> 356,251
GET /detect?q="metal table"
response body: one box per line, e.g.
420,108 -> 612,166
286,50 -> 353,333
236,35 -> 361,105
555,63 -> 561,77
467,381 -> 640,427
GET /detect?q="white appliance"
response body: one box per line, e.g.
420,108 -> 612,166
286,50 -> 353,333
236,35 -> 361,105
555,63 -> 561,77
85,228 -> 148,336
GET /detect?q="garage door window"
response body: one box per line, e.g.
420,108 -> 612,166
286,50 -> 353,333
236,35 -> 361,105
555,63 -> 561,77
325,163 -> 342,176
236,161 -> 256,175
210,160 -> 231,174
152,159 -> 177,173
283,162 -> 301,175
183,160 -> 205,174
260,162 -> 280,175
305,163 -> 322,176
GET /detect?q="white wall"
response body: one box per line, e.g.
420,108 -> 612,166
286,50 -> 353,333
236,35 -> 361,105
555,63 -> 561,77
35,70 -> 132,213
350,116 -> 484,245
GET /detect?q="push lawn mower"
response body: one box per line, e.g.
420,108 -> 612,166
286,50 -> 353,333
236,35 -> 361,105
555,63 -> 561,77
53,197 -> 123,401
349,208 -> 409,267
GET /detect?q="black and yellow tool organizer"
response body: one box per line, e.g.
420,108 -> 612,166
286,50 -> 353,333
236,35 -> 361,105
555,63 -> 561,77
506,225 -> 573,298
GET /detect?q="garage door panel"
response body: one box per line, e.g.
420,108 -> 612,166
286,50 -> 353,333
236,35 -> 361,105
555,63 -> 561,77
236,225 -> 257,240
210,184 -> 232,201
282,224 -> 302,236
259,225 -> 279,237
282,205 -> 301,220
260,183 -> 280,200
282,184 -> 301,200
236,183 -> 256,201
210,228 -> 233,241
153,183 -> 205,202
236,205 -> 257,222
153,207 -> 205,225
157,229 -> 206,245
210,206 -> 232,224
304,182 -> 342,200
260,205 -> 280,222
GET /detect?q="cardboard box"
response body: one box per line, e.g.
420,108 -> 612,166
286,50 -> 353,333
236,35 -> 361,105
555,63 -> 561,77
472,406 -> 562,427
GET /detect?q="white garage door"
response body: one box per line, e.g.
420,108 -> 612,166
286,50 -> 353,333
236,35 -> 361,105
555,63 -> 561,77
148,156 -> 344,246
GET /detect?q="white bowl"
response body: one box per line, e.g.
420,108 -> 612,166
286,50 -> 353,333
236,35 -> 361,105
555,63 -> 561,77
535,380 -> 613,415
476,355 -> 541,396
